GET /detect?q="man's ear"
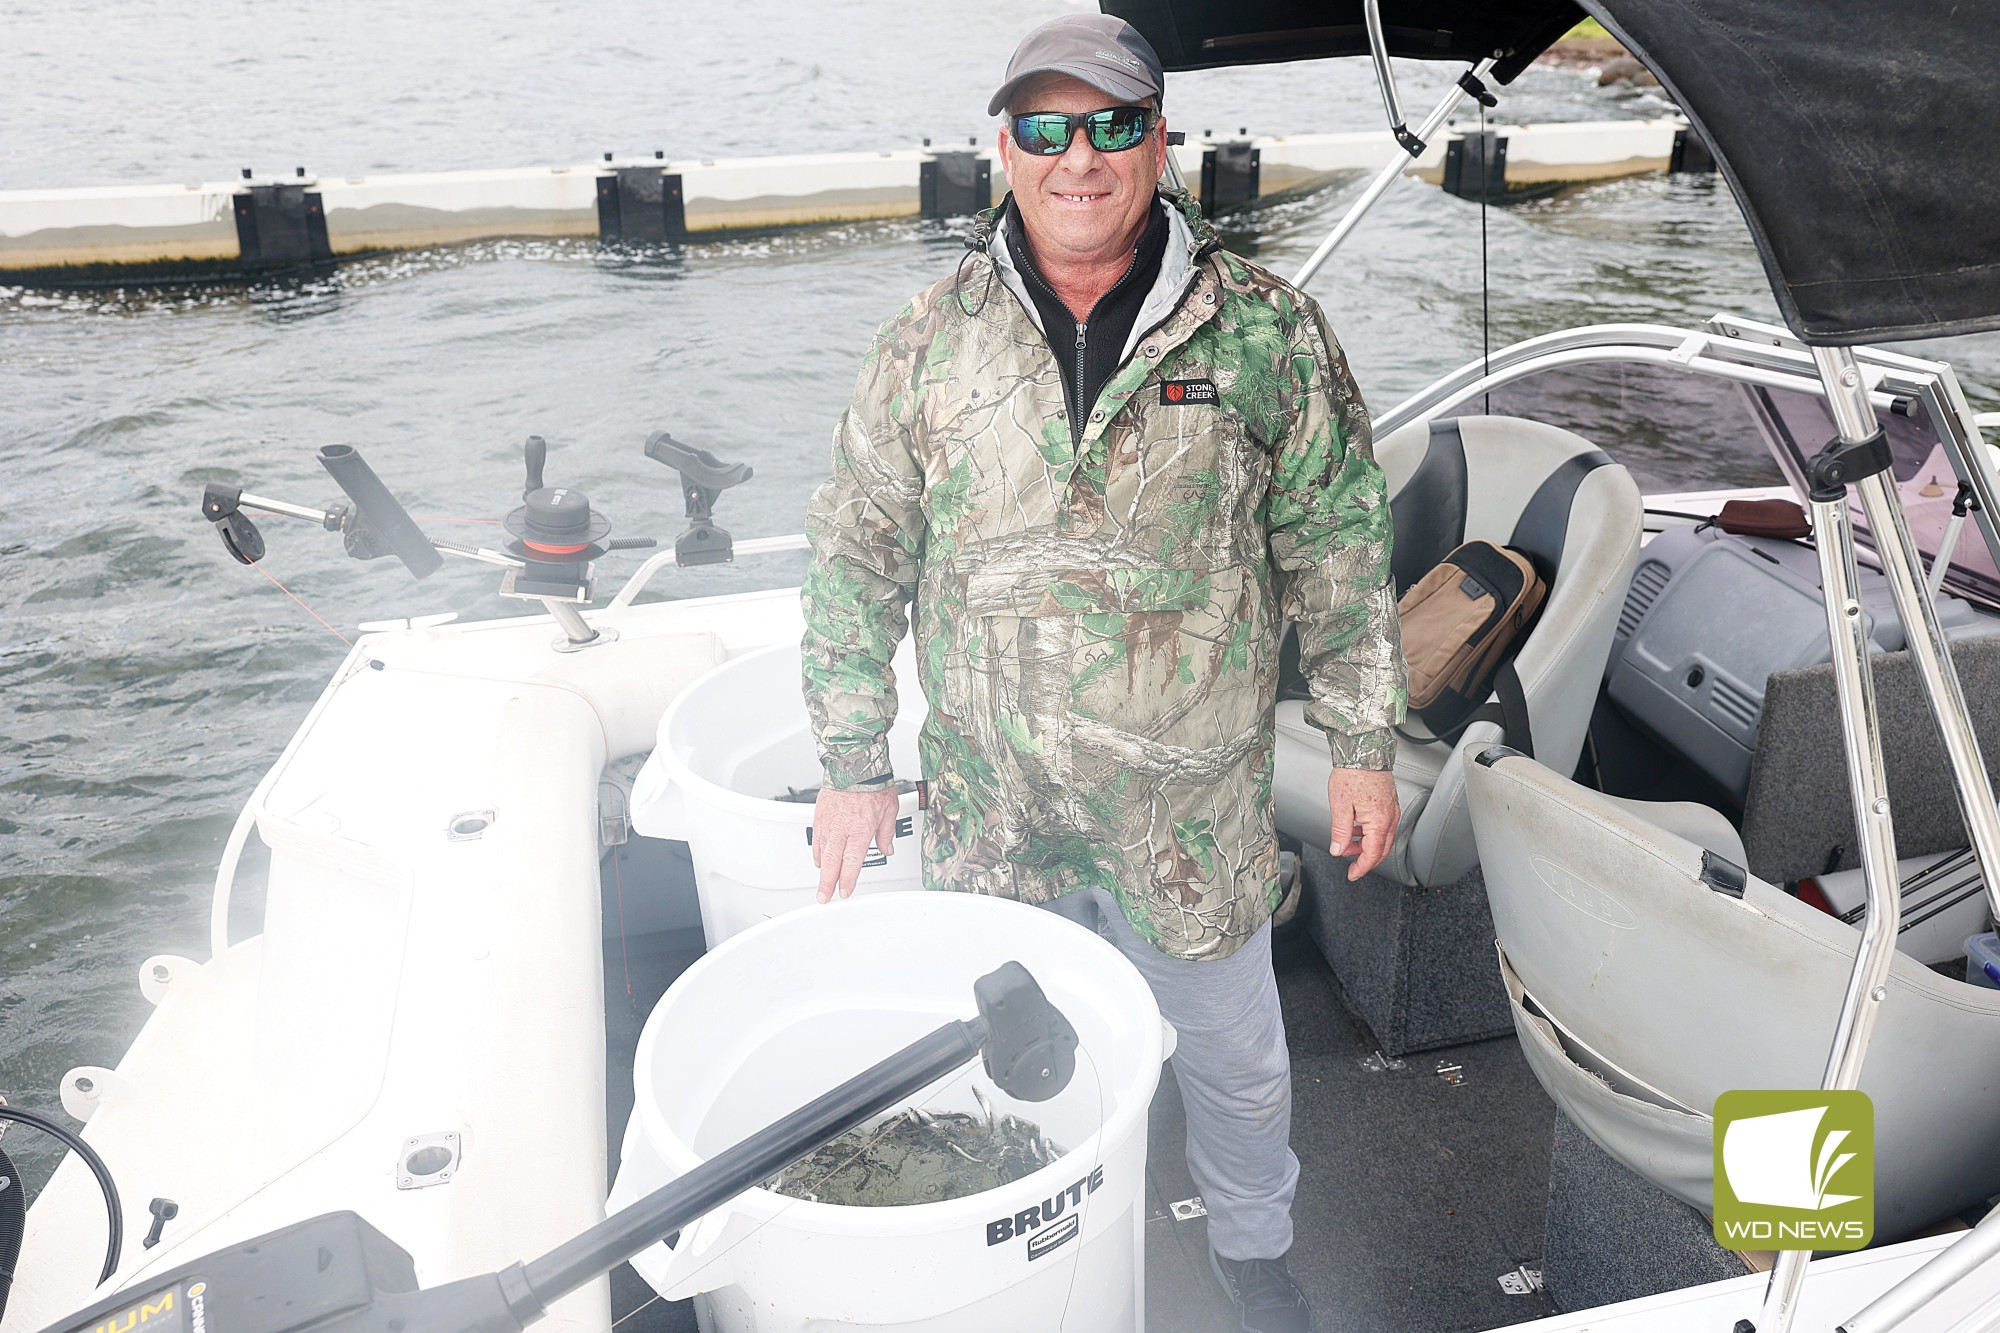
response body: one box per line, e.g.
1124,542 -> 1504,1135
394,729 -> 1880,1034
995,123 -> 1014,183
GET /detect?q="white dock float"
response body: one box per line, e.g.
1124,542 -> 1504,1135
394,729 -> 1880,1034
0,118 -> 1696,285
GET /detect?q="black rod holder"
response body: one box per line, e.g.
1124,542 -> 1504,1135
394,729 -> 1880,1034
317,445 -> 443,578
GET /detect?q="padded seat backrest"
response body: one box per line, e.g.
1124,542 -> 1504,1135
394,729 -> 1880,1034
1465,748 -> 2000,1238
1370,416 -> 1643,885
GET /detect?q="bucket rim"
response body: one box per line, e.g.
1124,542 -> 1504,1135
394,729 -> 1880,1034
653,641 -> 922,824
630,892 -> 1164,1234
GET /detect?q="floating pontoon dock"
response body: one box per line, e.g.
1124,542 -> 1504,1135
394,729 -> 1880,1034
0,117 -> 1708,286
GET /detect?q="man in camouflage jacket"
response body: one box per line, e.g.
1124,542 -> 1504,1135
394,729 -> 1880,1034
802,184 -> 1405,954
799,16 -> 1404,1327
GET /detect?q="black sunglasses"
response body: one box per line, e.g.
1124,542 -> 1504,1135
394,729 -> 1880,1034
1008,106 -> 1155,156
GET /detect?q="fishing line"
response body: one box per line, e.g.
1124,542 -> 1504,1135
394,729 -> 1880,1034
1053,1038 -> 1109,1332
1479,99 -> 1492,416
610,1294 -> 662,1328
247,560 -> 354,647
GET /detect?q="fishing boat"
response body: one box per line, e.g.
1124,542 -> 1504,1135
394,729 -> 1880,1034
5,1 -> 2000,1332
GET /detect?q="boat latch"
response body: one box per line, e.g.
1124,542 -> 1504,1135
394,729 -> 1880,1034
1700,849 -> 1749,899
397,1131 -> 461,1189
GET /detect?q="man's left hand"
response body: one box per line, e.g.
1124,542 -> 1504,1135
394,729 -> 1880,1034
1328,767 -> 1399,881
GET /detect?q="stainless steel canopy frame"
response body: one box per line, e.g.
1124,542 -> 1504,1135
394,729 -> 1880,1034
1374,320 -> 2000,1331
1290,56 -> 1496,289
1290,0 -> 1496,290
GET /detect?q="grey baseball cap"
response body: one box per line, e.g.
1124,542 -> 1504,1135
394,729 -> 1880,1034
987,14 -> 1165,118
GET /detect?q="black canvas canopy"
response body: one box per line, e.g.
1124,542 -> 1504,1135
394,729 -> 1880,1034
1103,0 -> 2000,346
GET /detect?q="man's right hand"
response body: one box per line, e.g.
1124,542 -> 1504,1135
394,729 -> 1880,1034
812,787 -> 901,903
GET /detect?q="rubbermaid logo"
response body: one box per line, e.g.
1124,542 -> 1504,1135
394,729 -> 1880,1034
1027,1213 -> 1081,1260
1530,856 -> 1637,930
1712,1090 -> 1873,1250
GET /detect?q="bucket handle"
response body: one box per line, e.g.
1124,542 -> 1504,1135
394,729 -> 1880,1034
630,763 -> 688,841
1160,1018 -> 1178,1061
638,1202 -> 757,1300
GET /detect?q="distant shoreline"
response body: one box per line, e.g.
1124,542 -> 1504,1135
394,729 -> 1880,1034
1537,21 -> 1659,86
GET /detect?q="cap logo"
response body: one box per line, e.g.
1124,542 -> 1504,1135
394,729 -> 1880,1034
1095,48 -> 1143,70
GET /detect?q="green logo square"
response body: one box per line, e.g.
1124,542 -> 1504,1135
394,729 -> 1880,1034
1712,1089 -> 1874,1251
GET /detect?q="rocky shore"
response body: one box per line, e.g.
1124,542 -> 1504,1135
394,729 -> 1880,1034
1537,28 -> 1659,86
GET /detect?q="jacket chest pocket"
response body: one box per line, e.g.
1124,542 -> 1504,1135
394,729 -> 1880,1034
959,566 -> 1269,752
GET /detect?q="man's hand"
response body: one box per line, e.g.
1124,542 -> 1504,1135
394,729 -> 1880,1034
1328,767 -> 1400,882
813,787 -> 901,903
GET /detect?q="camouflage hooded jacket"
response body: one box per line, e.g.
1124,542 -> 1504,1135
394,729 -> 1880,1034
801,190 -> 1405,960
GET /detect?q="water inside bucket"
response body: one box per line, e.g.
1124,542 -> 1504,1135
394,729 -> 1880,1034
767,1100 -> 1064,1207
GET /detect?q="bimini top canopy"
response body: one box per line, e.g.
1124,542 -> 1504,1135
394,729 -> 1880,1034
1101,0 -> 1581,84
1104,0 -> 2000,346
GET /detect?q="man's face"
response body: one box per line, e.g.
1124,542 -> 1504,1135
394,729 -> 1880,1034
998,73 -> 1165,265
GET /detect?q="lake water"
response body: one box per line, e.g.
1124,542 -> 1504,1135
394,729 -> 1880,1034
3,0 -> 1998,1199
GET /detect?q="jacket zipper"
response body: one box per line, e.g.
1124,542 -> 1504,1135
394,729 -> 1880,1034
1010,211 -> 1166,443
1073,322 -> 1089,431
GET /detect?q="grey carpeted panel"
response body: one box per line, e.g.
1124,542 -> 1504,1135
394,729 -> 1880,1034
602,840 -> 709,1333
1299,843 -> 1515,1056
1742,635 -> 2000,883
1149,928 -> 1561,1332
1541,1110 -> 1745,1313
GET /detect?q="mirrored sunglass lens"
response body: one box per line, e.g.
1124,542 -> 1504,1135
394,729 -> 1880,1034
1086,108 -> 1149,151
1019,115 -> 1072,154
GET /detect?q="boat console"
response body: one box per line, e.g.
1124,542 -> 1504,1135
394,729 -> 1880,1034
1609,523 -> 2000,804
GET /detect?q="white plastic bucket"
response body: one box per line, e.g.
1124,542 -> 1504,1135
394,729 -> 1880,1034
631,640 -> 928,945
606,892 -> 1171,1332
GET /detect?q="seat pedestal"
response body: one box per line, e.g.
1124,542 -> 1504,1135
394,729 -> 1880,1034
1299,843 -> 1512,1056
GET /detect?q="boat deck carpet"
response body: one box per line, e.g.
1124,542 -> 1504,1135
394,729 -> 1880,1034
599,863 -> 1561,1332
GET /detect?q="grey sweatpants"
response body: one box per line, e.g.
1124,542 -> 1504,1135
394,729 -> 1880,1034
1052,888 -> 1299,1262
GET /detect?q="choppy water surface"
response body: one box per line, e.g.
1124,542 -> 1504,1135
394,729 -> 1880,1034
3,0 -> 1998,1200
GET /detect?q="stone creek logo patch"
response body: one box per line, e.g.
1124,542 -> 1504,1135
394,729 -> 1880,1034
1712,1090 -> 1874,1251
1160,378 -> 1219,405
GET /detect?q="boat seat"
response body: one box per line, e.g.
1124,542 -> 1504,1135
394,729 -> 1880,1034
1276,415 -> 1642,1053
1465,746 -> 2000,1242
1275,414 -> 1643,887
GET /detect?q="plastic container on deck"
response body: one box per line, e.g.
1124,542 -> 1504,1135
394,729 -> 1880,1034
606,892 -> 1171,1332
1968,932 -> 2000,989
630,641 -> 927,945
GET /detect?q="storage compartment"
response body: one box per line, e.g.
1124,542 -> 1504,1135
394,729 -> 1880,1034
1969,931 -> 2000,989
